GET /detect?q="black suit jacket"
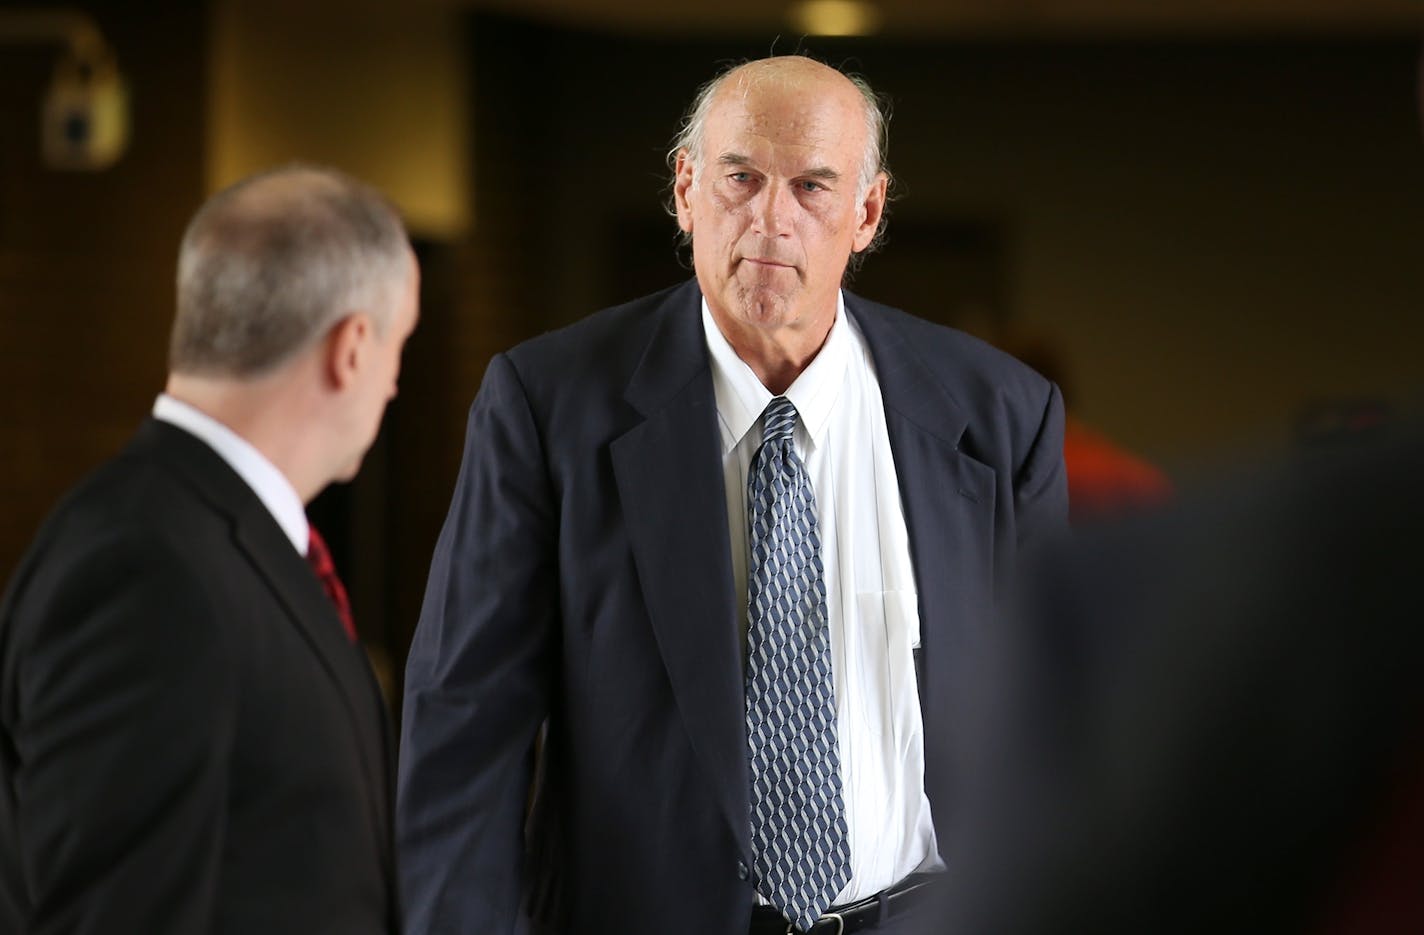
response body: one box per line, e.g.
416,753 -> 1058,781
398,280 -> 1067,935
1,420 -> 398,934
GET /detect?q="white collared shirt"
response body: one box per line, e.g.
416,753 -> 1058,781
702,292 -> 942,905
152,393 -> 309,555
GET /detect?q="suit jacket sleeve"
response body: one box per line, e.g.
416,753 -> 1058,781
1014,380 -> 1069,555
398,353 -> 558,935
7,530 -> 237,934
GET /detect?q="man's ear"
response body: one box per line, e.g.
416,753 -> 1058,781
673,149 -> 696,234
851,172 -> 889,253
324,313 -> 371,390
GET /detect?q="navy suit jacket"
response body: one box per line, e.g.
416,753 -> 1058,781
1,421 -> 398,934
398,280 -> 1067,935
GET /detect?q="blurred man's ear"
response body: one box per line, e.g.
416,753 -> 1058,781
325,313 -> 371,390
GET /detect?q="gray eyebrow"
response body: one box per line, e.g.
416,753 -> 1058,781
716,153 -> 842,182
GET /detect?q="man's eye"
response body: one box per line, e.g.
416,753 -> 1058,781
800,180 -> 827,193
729,172 -> 752,183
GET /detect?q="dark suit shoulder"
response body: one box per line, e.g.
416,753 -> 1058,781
845,291 -> 1060,473
1,423 -> 274,676
847,292 -> 1051,398
20,427 -> 239,560
506,281 -> 695,385
2,435 -> 226,647
489,280 -> 703,442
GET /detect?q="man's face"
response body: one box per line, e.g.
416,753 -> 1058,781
674,63 -> 887,344
334,250 -> 420,482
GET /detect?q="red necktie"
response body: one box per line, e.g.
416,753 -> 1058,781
306,526 -> 357,642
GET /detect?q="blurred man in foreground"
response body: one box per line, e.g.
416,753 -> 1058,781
1,164 -> 418,934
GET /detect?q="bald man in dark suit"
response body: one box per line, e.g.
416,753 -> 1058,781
398,56 -> 1066,935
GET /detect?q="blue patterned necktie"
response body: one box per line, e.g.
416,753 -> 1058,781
745,396 -> 851,933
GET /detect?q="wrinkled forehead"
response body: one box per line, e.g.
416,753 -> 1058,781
704,67 -> 868,166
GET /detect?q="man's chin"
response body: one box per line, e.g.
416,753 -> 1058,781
732,283 -> 795,326
331,454 -> 364,487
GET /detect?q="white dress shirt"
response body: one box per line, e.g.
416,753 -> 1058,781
702,293 -> 942,905
152,393 -> 309,555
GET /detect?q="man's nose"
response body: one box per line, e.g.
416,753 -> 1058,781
752,181 -> 795,237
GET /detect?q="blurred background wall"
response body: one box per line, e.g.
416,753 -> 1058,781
3,0 -> 1421,703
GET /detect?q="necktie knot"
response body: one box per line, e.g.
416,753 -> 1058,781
762,396 -> 799,445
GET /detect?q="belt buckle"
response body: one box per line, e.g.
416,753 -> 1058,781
788,911 -> 844,935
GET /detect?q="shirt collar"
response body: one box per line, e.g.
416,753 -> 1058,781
701,291 -> 849,452
152,393 -> 310,554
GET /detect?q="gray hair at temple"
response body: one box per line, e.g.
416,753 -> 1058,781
171,164 -> 411,378
665,56 -> 894,269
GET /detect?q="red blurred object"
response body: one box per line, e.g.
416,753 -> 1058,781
1063,416 -> 1174,523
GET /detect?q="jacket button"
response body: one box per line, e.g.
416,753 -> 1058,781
737,861 -> 750,881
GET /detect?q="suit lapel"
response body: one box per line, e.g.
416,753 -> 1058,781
141,421 -> 392,859
609,283 -> 750,855
231,508 -> 392,833
847,297 -> 998,818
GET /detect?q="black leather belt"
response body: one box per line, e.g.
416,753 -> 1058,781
748,873 -> 942,934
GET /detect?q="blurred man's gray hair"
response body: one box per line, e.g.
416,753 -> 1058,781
172,164 -> 411,378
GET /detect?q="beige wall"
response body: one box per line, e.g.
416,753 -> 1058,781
208,0 -> 472,239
